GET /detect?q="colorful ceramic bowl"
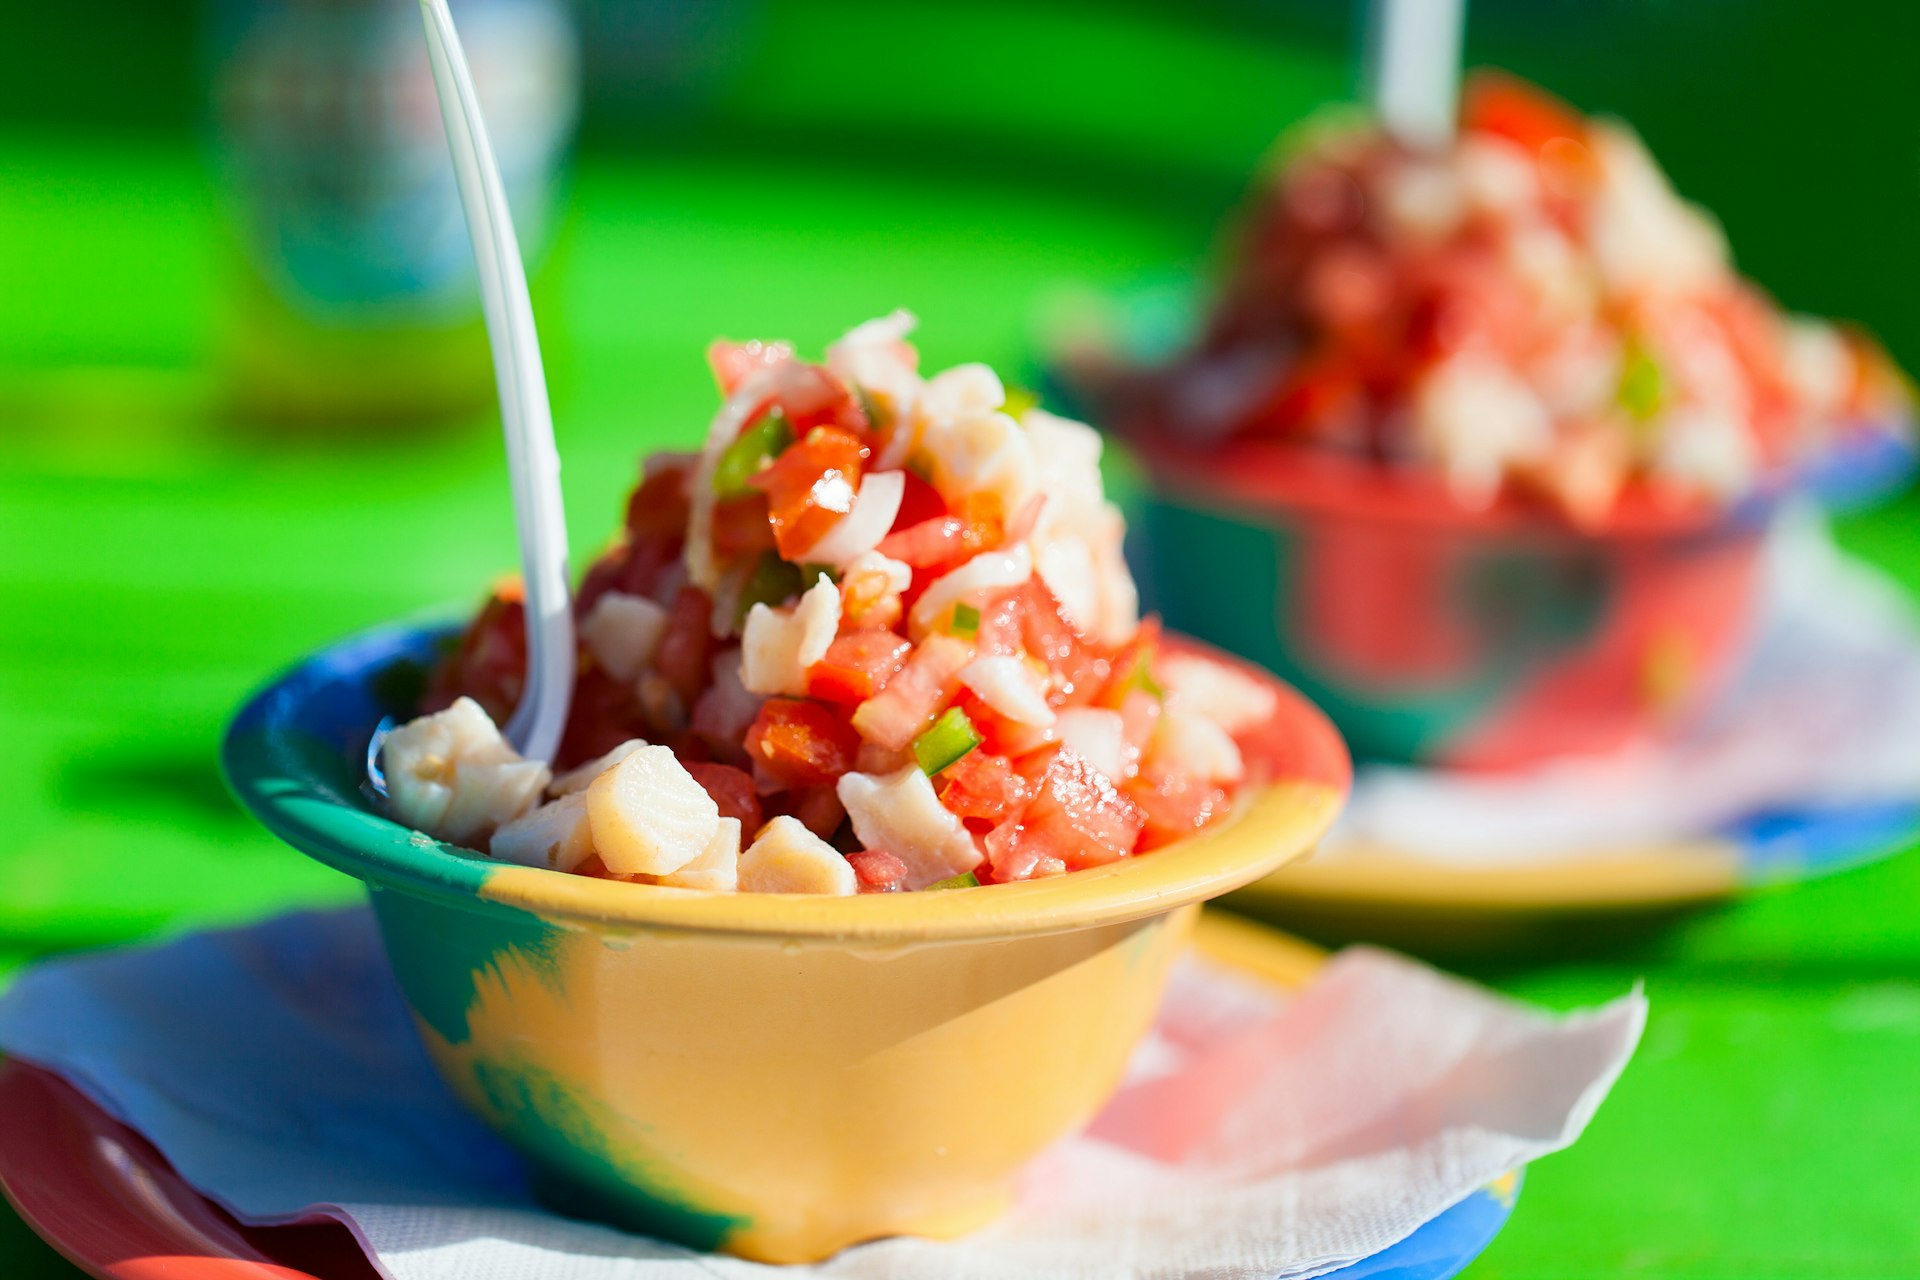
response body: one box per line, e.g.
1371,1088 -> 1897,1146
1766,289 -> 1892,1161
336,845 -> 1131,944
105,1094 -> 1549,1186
1129,438 -> 1788,770
223,620 -> 1349,1264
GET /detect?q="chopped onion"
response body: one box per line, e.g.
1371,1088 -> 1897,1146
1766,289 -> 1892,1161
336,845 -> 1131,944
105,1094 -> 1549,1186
958,656 -> 1055,727
909,543 -> 1033,637
802,469 -> 905,567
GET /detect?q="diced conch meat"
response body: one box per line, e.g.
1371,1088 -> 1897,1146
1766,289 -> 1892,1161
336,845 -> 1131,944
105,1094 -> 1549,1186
579,591 -> 668,681
490,792 -> 594,873
740,574 -> 841,696
1155,653 -> 1280,735
548,739 -> 647,797
737,816 -> 858,894
382,697 -> 546,843
802,469 -> 906,567
958,656 -> 1056,727
1145,705 -> 1245,786
437,758 -> 552,846
585,744 -> 721,876
661,817 -> 742,891
836,765 -> 984,890
924,410 -> 1037,517
1053,708 -> 1129,782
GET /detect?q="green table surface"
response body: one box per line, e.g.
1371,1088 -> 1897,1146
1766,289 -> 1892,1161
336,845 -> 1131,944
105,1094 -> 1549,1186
3,132 -> 1919,1280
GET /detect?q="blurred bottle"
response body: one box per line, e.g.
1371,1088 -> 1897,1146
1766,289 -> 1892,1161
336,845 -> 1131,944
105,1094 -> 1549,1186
208,0 -> 579,426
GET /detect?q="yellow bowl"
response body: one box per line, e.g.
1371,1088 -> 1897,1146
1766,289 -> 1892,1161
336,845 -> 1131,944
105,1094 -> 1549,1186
223,621 -> 1350,1262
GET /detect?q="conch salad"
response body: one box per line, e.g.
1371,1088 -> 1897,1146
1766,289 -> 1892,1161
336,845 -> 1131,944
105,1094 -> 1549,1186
1113,72 -> 1908,523
379,314 -> 1280,894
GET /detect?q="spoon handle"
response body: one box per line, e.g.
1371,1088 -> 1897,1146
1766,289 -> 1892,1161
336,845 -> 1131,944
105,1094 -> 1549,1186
1365,0 -> 1468,149
419,0 -> 574,763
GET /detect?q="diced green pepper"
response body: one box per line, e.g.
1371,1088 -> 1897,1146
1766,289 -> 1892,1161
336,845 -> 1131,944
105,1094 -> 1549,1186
853,385 -> 890,433
912,706 -> 982,776
926,870 -> 980,890
712,413 -> 793,497
734,553 -> 804,625
1117,650 -> 1166,701
1001,387 -> 1040,420
1618,342 -> 1665,421
949,602 -> 981,639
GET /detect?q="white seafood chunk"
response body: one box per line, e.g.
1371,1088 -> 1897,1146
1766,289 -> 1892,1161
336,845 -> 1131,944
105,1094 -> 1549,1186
836,766 -> 983,890
490,793 -> 594,873
1413,353 -> 1553,504
383,696 -> 521,837
548,739 -> 647,797
586,745 -> 721,876
740,574 -> 841,696
1156,654 -> 1279,735
1145,707 -> 1245,786
579,591 -> 668,681
662,817 -> 742,892
909,544 -> 1032,637
924,410 -> 1037,516
919,362 -> 1005,426
1053,708 -> 1128,782
438,759 -> 552,846
958,656 -> 1055,727
738,816 -> 856,894
802,470 -> 905,567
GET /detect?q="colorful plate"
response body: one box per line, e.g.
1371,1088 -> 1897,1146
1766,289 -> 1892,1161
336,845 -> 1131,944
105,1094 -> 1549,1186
0,911 -> 1519,1280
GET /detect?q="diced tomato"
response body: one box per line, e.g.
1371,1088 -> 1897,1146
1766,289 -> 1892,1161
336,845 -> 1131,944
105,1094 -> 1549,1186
1096,616 -> 1163,707
746,698 -> 862,788
985,747 -> 1145,880
794,784 -> 848,839
653,587 -> 716,707
707,338 -> 793,396
847,848 -> 908,893
1124,772 -> 1231,850
1462,70 -> 1587,155
1018,581 -> 1111,705
554,665 -> 647,772
972,590 -> 1026,658
749,427 -> 869,560
954,689 -> 1057,758
685,761 -> 763,832
710,491 -> 778,558
625,461 -> 694,541
936,751 -> 1032,824
807,631 -> 912,703
850,634 -> 974,751
877,492 -> 1004,577
575,531 -> 681,618
423,585 -> 526,726
890,469 -> 947,532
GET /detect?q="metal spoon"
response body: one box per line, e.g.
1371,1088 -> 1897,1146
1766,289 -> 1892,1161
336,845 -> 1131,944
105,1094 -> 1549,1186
418,0 -> 574,764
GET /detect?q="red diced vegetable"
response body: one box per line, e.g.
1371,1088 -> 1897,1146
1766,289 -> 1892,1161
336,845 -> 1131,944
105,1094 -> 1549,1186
625,461 -> 694,541
1018,581 -> 1110,705
707,337 -> 793,395
1124,772 -> 1231,850
424,583 -> 526,727
653,587 -> 716,707
807,630 -> 912,703
710,492 -> 778,558
850,634 -> 974,751
889,469 -> 947,532
936,751 -> 1032,824
988,747 -> 1146,878
876,492 -> 1004,576
790,783 -> 848,840
847,848 -> 908,893
746,698 -> 862,788
685,761 -> 764,832
1462,70 -> 1587,155
749,426 -> 869,560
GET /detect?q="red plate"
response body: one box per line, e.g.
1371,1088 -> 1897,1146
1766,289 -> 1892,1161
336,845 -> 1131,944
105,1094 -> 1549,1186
0,1058 -> 379,1280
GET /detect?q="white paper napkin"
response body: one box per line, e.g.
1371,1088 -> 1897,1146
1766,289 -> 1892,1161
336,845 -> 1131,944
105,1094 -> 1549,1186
0,909 -> 1643,1279
1330,505 -> 1920,865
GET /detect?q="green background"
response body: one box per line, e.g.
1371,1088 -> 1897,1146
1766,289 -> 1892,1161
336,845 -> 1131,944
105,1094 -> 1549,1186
3,2 -> 1918,1276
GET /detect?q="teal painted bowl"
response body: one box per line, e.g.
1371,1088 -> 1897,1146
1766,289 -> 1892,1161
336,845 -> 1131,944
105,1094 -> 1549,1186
222,619 -> 1350,1263
1127,437 -> 1774,770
